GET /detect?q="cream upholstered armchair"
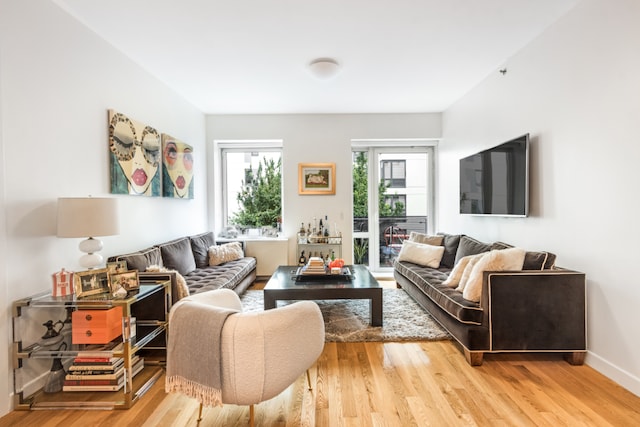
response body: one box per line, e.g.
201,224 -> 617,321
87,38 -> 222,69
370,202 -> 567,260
165,289 -> 325,426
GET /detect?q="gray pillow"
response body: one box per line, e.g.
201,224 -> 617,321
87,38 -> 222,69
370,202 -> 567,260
454,236 -> 492,265
158,237 -> 196,276
437,233 -> 462,269
113,247 -> 162,272
190,232 -> 216,268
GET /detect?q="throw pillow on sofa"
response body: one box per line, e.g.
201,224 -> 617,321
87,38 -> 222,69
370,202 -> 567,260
397,240 -> 445,268
189,231 -> 216,268
455,254 -> 484,292
462,248 -> 526,302
437,233 -> 462,268
409,232 -> 444,246
454,236 -> 493,265
208,242 -> 244,266
158,237 -> 197,276
146,265 -> 190,300
442,254 -> 477,288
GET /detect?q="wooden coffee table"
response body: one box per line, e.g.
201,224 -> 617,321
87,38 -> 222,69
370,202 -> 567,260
263,265 -> 383,326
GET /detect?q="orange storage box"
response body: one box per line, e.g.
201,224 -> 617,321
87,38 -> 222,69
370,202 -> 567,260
72,306 -> 123,344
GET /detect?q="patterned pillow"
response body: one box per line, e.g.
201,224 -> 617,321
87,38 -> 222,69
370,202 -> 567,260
208,242 -> 244,266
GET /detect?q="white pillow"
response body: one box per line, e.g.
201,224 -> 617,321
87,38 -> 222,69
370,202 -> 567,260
397,240 -> 445,268
462,248 -> 526,303
208,242 -> 244,266
455,253 -> 484,292
443,254 -> 476,288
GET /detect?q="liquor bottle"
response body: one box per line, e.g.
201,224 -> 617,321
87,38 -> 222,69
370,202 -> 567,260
298,251 -> 307,266
324,215 -> 330,236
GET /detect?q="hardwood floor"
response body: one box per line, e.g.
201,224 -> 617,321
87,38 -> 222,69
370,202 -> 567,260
3,341 -> 639,426
3,279 -> 639,426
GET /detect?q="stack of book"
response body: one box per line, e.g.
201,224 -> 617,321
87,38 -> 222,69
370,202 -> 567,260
302,257 -> 328,275
62,353 -> 144,392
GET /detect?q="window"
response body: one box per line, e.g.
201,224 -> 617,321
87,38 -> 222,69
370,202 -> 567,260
220,143 -> 282,228
352,144 -> 434,273
383,194 -> 406,216
381,160 -> 406,188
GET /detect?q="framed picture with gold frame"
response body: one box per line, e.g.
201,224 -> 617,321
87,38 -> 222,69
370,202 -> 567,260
110,270 -> 140,292
107,260 -> 127,274
298,163 -> 336,195
74,268 -> 110,298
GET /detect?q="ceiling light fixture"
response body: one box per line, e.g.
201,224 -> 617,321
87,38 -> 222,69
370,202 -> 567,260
308,58 -> 340,79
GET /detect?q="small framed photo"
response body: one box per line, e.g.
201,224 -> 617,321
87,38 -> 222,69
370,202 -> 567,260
107,260 -> 128,274
110,270 -> 140,293
298,163 -> 336,195
74,268 -> 110,298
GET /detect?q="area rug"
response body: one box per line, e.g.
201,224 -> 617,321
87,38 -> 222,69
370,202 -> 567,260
239,288 -> 451,342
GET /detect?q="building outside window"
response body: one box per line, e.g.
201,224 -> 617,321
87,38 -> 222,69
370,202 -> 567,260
381,160 -> 406,188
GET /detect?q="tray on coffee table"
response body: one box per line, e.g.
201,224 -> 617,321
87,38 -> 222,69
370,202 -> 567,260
293,266 -> 354,281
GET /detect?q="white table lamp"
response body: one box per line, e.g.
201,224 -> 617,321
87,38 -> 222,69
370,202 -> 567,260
57,197 -> 120,269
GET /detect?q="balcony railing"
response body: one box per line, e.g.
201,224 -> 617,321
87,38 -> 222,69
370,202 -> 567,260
353,216 -> 428,267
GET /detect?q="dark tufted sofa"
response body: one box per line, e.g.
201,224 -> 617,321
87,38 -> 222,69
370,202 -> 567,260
394,233 -> 586,366
108,231 -> 256,303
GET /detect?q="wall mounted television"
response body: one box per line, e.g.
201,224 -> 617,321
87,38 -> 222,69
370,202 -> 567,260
459,134 -> 529,217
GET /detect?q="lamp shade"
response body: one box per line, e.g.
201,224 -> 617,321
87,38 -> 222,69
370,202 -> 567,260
57,197 -> 120,238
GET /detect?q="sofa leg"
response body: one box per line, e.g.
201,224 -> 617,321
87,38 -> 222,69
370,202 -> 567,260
464,349 -> 484,366
564,351 -> 585,365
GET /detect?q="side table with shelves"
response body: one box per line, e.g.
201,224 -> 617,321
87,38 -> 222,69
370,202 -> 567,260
297,236 -> 343,263
12,278 -> 171,410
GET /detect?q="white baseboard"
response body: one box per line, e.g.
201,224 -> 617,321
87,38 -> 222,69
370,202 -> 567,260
586,351 -> 640,398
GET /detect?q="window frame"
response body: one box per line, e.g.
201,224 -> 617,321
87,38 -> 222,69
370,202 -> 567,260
216,140 -> 283,229
381,159 -> 407,188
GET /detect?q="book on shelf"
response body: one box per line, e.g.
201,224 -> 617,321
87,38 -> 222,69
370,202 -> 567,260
68,358 -> 124,372
62,382 -> 124,392
63,376 -> 124,386
65,366 -> 125,381
62,356 -> 144,392
73,356 -> 121,365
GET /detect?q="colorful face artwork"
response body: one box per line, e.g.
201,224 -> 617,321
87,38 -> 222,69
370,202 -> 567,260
162,135 -> 194,199
108,111 -> 161,196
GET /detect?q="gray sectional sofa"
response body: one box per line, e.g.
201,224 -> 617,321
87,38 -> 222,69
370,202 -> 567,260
393,233 -> 586,366
107,231 -> 256,303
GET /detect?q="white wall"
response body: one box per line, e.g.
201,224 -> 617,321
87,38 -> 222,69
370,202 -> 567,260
206,114 -> 441,264
0,0 -> 207,414
439,0 -> 640,396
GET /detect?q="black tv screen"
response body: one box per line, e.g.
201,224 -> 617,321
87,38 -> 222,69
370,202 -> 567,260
459,134 -> 529,216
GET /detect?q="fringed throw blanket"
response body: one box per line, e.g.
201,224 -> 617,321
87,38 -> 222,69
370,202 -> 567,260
165,300 -> 238,407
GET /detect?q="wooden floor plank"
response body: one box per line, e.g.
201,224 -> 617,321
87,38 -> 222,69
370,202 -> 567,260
3,342 -> 640,426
